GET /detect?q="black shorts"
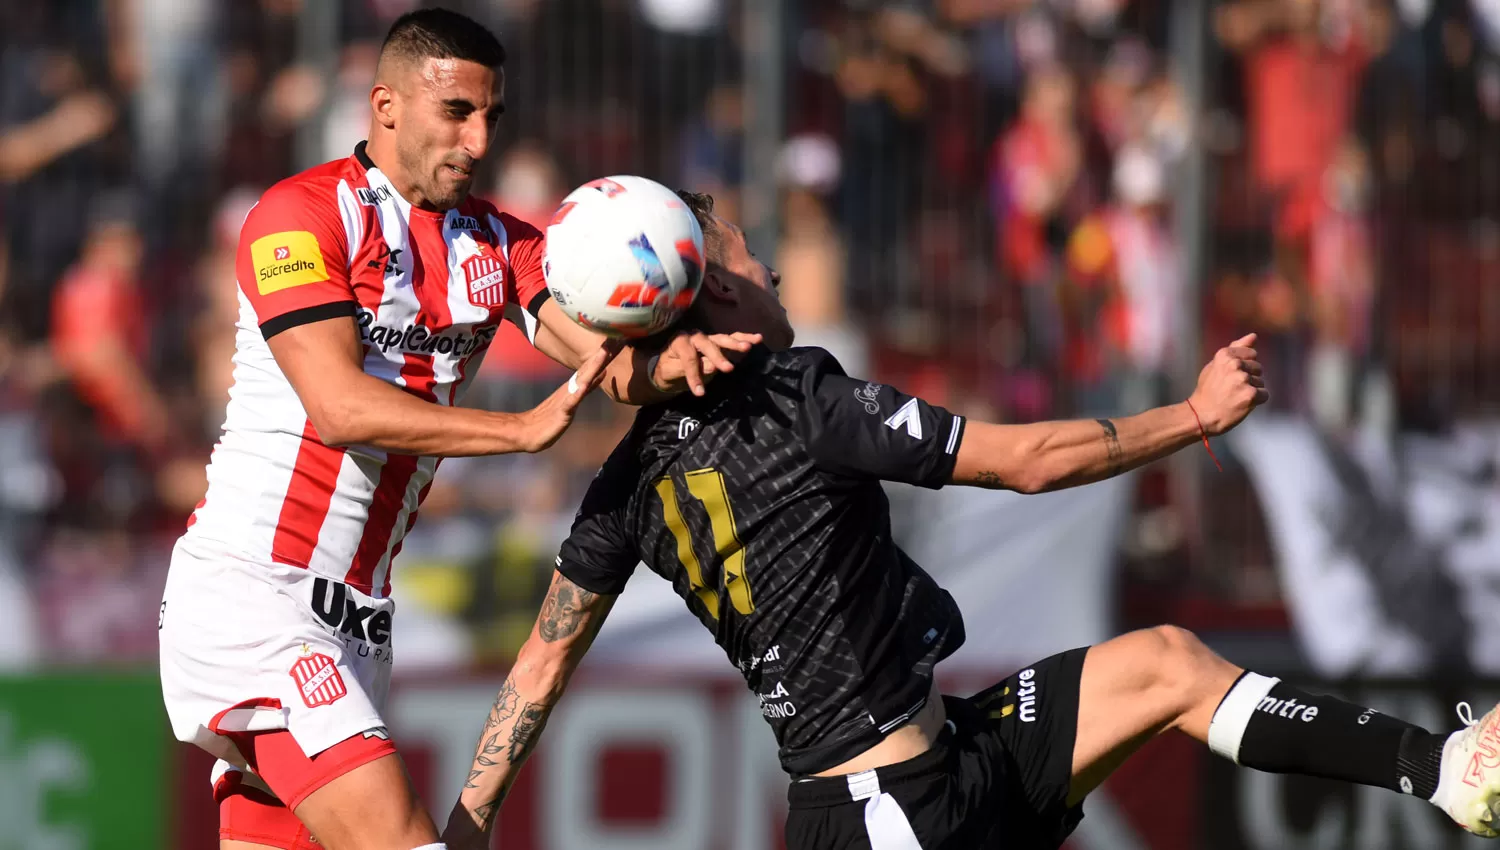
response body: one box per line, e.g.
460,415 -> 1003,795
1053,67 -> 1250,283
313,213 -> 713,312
784,647 -> 1088,850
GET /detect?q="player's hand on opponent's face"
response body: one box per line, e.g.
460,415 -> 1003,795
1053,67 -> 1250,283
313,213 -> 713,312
1189,333 -> 1269,436
517,341 -> 622,453
652,330 -> 763,396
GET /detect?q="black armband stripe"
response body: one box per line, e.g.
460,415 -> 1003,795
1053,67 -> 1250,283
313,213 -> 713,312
260,301 -> 358,339
555,554 -> 632,596
526,289 -> 551,318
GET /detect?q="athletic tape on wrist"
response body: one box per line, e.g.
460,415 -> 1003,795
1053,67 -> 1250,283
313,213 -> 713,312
645,351 -> 664,388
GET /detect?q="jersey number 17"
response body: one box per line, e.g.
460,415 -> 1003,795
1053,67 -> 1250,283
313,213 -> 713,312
654,468 -> 756,619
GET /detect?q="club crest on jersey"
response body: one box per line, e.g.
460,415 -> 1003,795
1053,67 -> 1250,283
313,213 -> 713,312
462,252 -> 506,308
289,649 -> 347,708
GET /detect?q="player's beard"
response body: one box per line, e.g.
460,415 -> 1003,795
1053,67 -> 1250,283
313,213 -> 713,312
429,156 -> 475,209
397,135 -> 471,210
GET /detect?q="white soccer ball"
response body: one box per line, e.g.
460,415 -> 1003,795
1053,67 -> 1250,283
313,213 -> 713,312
542,175 -> 707,339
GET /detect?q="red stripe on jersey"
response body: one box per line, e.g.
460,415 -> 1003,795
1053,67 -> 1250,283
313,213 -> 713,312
382,476 -> 434,597
270,421 -> 347,569
346,454 -> 419,594
396,215 -> 454,402
185,496 -> 207,529
400,354 -> 439,402
408,215 -> 454,323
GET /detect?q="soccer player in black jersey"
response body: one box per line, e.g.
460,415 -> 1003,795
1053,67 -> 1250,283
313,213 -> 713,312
444,193 -> 1500,849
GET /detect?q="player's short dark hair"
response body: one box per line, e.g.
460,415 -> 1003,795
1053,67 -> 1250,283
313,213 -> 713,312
675,189 -> 726,265
380,8 -> 506,71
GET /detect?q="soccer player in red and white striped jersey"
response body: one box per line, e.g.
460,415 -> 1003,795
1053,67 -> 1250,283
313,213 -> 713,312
158,9 -> 759,850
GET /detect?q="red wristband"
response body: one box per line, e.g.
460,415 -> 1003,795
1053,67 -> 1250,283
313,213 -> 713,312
1185,399 -> 1223,472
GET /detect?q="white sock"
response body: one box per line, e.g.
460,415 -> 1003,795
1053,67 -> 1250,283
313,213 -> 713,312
1206,671 -> 1279,764
410,844 -> 448,850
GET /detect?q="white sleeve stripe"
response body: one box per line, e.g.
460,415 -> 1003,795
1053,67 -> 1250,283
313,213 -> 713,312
335,180 -> 364,269
945,416 -> 963,455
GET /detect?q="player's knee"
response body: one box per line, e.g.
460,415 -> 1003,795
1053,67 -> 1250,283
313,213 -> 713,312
1149,624 -> 1206,658
1141,625 -> 1213,702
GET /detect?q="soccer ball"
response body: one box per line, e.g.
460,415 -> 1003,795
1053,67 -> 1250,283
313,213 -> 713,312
542,175 -> 707,339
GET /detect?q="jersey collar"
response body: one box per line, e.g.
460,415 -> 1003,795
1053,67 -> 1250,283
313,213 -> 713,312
354,141 -> 376,172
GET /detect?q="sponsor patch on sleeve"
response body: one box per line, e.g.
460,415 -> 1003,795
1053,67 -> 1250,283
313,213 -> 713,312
251,230 -> 330,295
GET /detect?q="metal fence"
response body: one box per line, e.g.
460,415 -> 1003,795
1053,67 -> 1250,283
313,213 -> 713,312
3,0 -> 1500,668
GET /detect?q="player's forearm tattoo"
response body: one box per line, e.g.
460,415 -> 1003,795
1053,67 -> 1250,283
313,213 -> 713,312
1096,418 -> 1123,475
508,701 -> 550,765
465,680 -> 519,788
975,470 -> 1002,487
472,797 -> 502,827
463,677 -> 556,826
538,579 -> 599,642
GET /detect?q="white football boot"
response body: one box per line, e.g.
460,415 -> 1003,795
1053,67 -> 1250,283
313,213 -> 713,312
1430,702 -> 1500,837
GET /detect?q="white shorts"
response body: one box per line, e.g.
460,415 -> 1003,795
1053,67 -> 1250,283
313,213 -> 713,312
159,537 -> 397,768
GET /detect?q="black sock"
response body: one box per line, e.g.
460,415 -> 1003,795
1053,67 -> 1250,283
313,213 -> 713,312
1207,672 -> 1449,799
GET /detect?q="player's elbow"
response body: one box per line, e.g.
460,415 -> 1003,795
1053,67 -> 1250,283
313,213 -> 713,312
1005,436 -> 1058,495
512,640 -> 577,702
960,423 -> 1055,494
304,395 -> 370,448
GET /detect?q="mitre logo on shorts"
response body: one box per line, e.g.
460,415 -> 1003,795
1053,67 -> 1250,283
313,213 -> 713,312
289,648 -> 347,708
1016,668 -> 1038,723
462,252 -> 506,308
251,230 -> 329,295
975,669 -> 1039,723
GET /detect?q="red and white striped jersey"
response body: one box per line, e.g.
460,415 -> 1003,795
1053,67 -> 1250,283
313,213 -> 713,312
183,143 -> 552,597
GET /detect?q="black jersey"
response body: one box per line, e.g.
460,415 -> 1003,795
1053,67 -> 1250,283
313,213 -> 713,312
557,347 -> 969,775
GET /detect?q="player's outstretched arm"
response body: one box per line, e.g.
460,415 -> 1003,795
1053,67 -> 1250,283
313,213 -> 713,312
270,316 -> 618,455
952,334 -> 1267,493
442,571 -> 616,849
531,298 -> 761,403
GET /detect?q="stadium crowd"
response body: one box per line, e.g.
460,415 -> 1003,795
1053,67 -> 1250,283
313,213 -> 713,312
1,0 -> 1498,669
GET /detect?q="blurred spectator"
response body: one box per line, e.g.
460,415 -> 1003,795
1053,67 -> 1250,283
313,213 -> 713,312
1217,0 -> 1370,242
49,192 -> 166,454
190,187 -> 261,434
320,43 -> 381,164
117,0 -> 225,202
1305,137 -> 1376,430
491,139 -> 567,229
776,133 -> 870,376
3,0 -> 1500,668
989,63 -> 1083,384
680,83 -> 746,225
0,36 -> 120,345
479,141 -> 570,389
32,529 -> 166,664
1064,142 -> 1181,415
